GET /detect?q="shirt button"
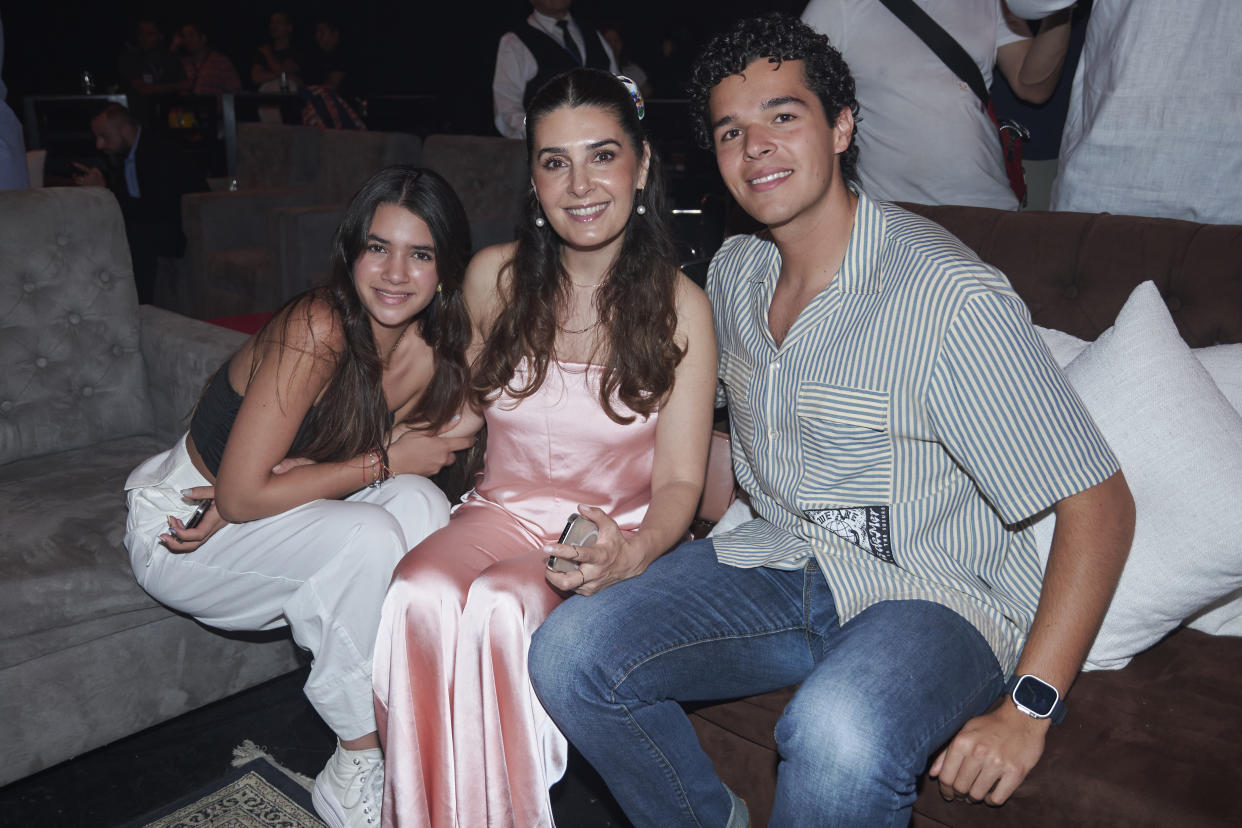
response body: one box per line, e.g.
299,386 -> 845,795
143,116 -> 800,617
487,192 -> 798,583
768,429 -> 777,440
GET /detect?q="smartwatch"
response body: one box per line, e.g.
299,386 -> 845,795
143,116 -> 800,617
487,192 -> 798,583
1004,674 -> 1067,725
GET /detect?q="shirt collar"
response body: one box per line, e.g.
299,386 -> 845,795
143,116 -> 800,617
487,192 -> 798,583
747,188 -> 885,296
531,9 -> 574,33
837,189 -> 884,295
126,127 -> 142,163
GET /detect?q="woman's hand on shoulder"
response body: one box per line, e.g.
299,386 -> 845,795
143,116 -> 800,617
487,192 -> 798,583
544,505 -> 653,596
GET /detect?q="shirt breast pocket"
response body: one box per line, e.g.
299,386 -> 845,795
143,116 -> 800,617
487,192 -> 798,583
796,383 -> 892,505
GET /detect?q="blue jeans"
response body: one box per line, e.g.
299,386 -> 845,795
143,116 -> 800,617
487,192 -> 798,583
529,538 -> 1004,828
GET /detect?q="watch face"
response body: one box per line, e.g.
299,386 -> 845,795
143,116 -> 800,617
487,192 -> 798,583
1013,675 -> 1059,717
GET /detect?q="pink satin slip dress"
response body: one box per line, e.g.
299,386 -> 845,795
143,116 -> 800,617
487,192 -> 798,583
374,360 -> 658,827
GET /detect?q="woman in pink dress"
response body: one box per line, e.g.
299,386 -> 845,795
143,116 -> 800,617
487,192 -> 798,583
372,68 -> 717,827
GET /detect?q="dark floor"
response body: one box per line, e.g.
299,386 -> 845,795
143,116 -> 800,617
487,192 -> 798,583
0,666 -> 630,827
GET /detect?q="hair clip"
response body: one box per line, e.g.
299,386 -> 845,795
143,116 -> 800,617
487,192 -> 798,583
615,74 -> 645,120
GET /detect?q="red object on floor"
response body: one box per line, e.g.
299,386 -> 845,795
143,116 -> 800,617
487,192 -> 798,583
206,313 -> 273,335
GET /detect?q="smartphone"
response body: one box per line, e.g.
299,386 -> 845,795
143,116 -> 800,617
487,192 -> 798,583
183,499 -> 213,530
548,514 -> 598,573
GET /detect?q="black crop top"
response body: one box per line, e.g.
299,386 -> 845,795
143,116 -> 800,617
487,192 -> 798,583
189,365 -> 318,477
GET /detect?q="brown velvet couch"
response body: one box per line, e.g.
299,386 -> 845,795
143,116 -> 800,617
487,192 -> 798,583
689,204 -> 1242,828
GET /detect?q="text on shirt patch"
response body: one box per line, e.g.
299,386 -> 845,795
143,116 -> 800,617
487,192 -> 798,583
807,505 -> 894,564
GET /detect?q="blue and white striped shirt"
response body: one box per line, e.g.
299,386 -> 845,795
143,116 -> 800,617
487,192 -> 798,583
707,193 -> 1118,673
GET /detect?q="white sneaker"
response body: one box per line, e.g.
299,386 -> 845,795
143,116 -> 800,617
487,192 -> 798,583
312,744 -> 384,828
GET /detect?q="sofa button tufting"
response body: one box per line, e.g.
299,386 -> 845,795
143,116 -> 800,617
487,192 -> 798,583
112,344 -> 124,356
1064,285 -> 1080,300
56,234 -> 68,246
0,401 -> 11,413
35,357 -> 48,368
23,282 -> 35,293
68,313 -> 81,325
98,271 -> 111,283
82,387 -> 94,397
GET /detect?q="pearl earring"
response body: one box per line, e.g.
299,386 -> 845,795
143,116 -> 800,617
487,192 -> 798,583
534,215 -> 546,228
636,204 -> 647,215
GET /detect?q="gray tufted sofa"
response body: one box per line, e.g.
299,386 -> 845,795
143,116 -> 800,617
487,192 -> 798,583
0,187 -> 303,786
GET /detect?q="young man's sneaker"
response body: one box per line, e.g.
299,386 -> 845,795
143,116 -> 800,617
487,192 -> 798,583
312,744 -> 384,828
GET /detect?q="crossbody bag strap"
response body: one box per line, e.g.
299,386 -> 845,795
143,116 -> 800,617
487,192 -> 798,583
875,0 -> 991,106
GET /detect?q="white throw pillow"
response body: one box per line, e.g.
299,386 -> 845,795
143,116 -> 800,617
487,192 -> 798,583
1184,343 -> 1242,636
1194,343 -> 1242,413
1037,329 -> 1242,409
1029,282 -> 1242,670
1187,587 -> 1242,636
1037,330 -> 1242,642
1035,325 -> 1089,367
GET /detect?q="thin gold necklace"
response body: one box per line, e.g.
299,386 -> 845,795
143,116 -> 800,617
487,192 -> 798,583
384,324 -> 411,362
559,320 -> 598,335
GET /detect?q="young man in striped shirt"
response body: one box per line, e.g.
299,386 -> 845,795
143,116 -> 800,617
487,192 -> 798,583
530,13 -> 1135,827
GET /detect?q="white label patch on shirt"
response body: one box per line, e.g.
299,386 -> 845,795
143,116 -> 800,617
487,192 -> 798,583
807,506 -> 894,564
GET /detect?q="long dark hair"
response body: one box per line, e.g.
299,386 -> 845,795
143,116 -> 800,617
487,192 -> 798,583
472,68 -> 683,423
261,165 -> 473,463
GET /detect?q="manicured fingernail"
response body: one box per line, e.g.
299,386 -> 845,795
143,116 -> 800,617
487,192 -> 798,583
180,489 -> 193,496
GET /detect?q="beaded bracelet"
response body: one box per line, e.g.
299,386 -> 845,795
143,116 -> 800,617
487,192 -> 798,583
365,449 -> 393,488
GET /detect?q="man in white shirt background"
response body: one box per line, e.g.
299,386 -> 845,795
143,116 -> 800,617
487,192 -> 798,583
801,0 -> 1072,210
1008,0 -> 1242,225
492,0 -> 617,139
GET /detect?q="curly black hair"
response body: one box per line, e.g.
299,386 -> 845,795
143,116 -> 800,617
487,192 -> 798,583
688,12 -> 860,184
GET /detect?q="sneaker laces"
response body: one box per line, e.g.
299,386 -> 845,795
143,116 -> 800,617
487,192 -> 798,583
359,756 -> 384,823
338,752 -> 384,817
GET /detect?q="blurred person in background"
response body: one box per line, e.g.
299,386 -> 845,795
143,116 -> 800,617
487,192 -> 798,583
802,0 -> 1073,210
1002,0 -> 1242,224
0,12 -> 28,190
118,19 -> 187,98
492,0 -> 617,139
175,21 -> 241,96
70,103 -> 207,304
252,10 -> 302,91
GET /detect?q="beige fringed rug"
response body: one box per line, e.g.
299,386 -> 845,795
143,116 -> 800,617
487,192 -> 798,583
131,741 -> 324,828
